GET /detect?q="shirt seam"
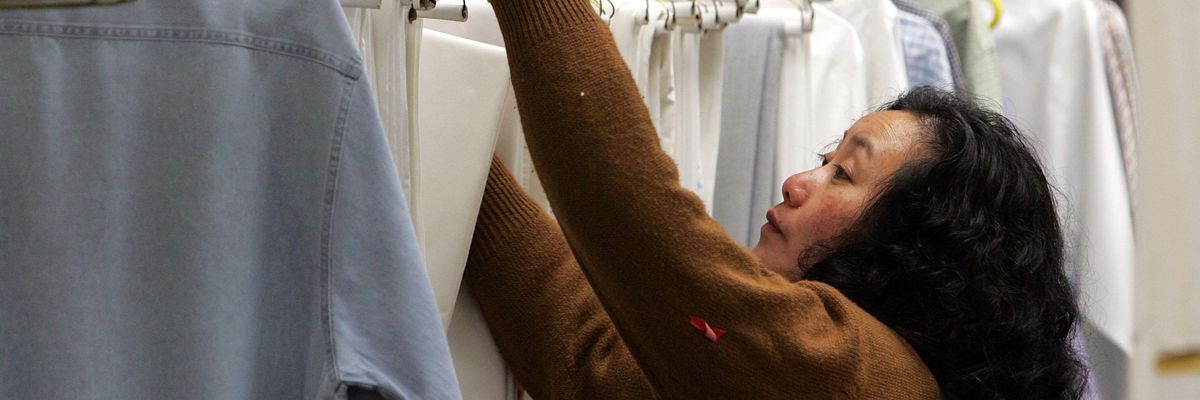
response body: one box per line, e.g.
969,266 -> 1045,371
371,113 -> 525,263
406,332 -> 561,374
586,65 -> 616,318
321,75 -> 360,385
0,19 -> 361,79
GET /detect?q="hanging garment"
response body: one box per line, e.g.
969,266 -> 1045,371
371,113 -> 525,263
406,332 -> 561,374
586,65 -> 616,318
713,16 -> 786,247
425,1 -> 551,215
755,1 -> 813,199
417,27 -> 517,400
807,3 -> 872,165
893,0 -> 965,91
821,0 -> 910,105
697,32 -> 725,213
423,8 -> 531,400
607,0 -> 720,210
609,1 -> 666,109
671,30 -> 705,198
1091,2 -> 1139,396
755,1 -> 871,203
651,28 -> 679,161
346,1 -> 421,206
646,18 -> 674,139
896,8 -> 955,90
1095,0 -> 1137,210
0,1 -> 459,399
994,2 -> 1134,399
446,283 -> 518,400
914,0 -> 1003,107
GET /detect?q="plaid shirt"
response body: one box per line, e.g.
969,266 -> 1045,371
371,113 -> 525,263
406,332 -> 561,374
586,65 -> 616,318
893,0 -> 965,91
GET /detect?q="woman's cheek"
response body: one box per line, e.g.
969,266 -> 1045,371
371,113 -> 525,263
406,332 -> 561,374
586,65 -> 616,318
812,196 -> 860,241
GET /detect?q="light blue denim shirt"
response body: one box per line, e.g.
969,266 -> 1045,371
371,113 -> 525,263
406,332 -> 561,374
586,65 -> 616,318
0,1 -> 460,399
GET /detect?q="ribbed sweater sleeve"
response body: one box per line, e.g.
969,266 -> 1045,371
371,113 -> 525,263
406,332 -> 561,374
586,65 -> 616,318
471,0 -> 943,397
465,158 -> 655,400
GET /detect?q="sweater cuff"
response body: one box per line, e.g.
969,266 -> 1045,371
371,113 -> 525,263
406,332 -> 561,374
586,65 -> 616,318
470,157 -> 556,261
488,0 -> 600,49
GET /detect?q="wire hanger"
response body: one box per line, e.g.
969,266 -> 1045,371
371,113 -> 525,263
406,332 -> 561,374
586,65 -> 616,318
698,0 -> 719,32
656,0 -> 675,33
340,0 -> 381,8
789,0 -> 814,33
742,0 -> 759,15
593,0 -> 616,24
0,0 -> 131,9
409,0 -> 469,23
712,0 -> 739,28
592,0 -> 616,17
670,0 -> 701,30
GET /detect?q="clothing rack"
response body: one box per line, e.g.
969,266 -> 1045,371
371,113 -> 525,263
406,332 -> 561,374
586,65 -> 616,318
340,0 -> 437,10
336,0 -> 815,30
340,0 -> 380,8
342,0 -> 466,22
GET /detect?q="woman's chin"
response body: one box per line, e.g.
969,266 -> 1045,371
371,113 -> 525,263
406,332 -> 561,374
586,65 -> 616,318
751,246 -> 804,282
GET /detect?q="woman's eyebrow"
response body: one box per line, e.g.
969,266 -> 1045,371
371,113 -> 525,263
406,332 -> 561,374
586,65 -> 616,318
847,134 -> 873,160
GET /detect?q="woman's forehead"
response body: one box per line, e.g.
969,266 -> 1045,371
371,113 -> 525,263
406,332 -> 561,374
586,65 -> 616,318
845,111 -> 925,152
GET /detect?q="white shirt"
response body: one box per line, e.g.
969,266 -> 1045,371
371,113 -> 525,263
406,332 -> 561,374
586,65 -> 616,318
995,0 -> 1133,357
757,1 -> 871,202
808,3 -> 871,170
755,1 -> 813,199
821,0 -> 910,105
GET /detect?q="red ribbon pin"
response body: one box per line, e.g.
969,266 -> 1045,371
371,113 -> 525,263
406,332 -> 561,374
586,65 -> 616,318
689,316 -> 726,342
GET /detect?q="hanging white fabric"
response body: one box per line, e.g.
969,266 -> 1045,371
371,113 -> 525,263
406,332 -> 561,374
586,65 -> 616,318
424,4 -> 533,399
806,3 -> 870,171
819,0 -> 910,105
413,29 -> 509,329
994,2 -> 1134,399
697,32 -> 726,214
754,1 -> 810,202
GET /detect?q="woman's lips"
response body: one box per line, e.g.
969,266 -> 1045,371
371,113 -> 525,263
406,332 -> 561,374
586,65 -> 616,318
765,209 -> 783,236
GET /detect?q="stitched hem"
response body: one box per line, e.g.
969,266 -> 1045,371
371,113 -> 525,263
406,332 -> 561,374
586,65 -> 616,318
320,75 -> 359,383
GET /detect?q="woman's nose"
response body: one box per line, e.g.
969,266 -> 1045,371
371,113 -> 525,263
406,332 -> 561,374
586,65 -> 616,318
782,172 -> 810,207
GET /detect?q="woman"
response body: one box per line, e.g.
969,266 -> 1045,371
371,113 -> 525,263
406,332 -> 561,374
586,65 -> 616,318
464,0 -> 1086,398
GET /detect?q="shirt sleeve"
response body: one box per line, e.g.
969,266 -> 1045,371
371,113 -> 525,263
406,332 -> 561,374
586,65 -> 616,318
328,76 -> 461,399
465,157 -> 656,400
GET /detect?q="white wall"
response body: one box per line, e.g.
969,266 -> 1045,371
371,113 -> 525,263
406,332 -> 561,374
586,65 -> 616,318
1125,0 -> 1200,398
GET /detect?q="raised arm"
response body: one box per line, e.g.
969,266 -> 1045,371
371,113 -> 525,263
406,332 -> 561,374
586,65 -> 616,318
465,157 -> 655,400
484,0 -> 940,397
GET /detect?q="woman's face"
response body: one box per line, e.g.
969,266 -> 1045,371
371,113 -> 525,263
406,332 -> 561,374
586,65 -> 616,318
752,110 -> 926,281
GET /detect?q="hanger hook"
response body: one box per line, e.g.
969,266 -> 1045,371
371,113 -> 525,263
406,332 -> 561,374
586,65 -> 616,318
802,0 -> 814,33
988,0 -> 1004,29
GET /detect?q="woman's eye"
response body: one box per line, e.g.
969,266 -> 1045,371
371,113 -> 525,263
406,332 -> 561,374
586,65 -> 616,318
820,152 -> 851,182
834,165 -> 851,181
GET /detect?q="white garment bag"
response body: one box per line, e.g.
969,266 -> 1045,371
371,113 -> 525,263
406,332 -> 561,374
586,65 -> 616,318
424,5 -> 532,399
414,29 -> 509,330
426,2 -> 552,212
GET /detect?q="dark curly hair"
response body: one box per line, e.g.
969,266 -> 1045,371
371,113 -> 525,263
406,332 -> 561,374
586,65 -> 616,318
802,87 -> 1086,399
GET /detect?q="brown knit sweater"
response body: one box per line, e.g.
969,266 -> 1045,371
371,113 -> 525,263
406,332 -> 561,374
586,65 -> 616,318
463,0 -> 943,398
